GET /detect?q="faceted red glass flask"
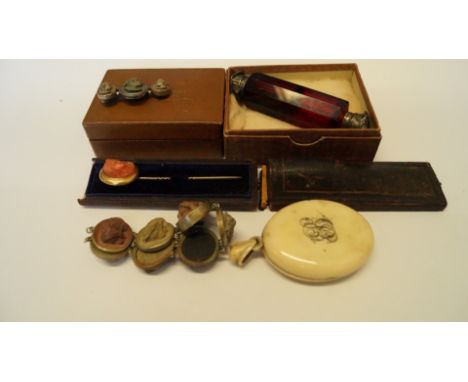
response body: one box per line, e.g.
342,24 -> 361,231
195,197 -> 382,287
231,72 -> 369,129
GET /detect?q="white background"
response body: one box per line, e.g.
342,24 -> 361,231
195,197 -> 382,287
0,59 -> 466,321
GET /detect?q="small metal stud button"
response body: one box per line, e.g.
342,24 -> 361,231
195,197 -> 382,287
97,82 -> 118,103
119,78 -> 149,100
151,78 -> 171,98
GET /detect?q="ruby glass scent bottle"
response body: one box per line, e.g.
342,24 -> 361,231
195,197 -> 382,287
231,72 -> 369,129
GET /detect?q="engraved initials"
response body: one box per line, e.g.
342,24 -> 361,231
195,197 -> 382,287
300,216 -> 337,243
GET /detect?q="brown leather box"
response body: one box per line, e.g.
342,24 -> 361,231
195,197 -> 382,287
83,68 -> 225,160
83,64 -> 380,164
224,63 -> 382,164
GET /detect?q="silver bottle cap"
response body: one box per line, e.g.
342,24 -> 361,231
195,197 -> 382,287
230,72 -> 251,95
343,112 -> 370,129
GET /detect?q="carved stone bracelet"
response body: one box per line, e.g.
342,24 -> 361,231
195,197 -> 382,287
85,200 -> 374,283
85,201 -> 236,272
97,77 -> 171,104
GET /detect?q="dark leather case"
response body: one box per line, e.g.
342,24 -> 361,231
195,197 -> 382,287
267,159 -> 447,211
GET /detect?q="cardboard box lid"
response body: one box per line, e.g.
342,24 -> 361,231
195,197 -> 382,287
83,68 -> 225,141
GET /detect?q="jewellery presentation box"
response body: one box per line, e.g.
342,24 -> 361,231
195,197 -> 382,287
224,64 -> 381,163
78,158 -> 447,212
83,68 -> 225,160
79,159 -> 259,211
83,64 -> 381,164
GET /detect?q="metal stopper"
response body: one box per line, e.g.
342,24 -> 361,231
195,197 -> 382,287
343,112 -> 370,129
230,72 -> 250,96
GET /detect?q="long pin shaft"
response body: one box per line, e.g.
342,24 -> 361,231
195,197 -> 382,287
138,176 -> 242,181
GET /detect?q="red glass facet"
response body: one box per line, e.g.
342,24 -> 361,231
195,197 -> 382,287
237,73 -> 349,129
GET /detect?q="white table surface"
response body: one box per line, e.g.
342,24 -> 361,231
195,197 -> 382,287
0,59 -> 466,322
